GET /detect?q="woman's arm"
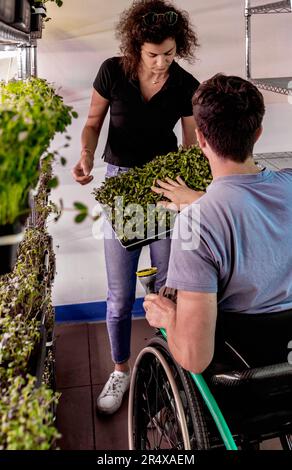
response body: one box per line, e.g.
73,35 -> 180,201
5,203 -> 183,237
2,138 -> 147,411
72,89 -> 109,185
181,116 -> 197,148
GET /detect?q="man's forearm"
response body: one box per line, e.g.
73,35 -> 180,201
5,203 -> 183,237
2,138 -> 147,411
165,313 -> 203,373
164,311 -> 186,365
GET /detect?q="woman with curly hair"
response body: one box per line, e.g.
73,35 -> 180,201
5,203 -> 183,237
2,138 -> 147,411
72,0 -> 200,415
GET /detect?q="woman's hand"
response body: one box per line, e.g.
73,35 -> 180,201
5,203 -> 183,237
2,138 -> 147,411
151,176 -> 205,211
143,293 -> 176,330
72,151 -> 94,185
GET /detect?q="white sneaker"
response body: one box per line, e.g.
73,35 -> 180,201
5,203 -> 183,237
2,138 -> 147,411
96,370 -> 131,415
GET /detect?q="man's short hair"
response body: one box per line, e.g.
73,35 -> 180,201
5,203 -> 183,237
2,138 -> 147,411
192,74 -> 265,162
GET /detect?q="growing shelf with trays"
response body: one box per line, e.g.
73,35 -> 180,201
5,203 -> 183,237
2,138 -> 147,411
0,155 -> 60,450
0,2 -> 66,450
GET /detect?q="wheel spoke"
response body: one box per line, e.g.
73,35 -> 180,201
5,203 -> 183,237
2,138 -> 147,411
129,341 -> 197,449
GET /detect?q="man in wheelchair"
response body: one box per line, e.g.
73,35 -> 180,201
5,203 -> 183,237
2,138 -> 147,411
143,74 -> 292,447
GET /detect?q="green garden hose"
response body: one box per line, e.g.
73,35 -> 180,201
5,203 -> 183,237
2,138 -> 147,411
160,327 -> 238,450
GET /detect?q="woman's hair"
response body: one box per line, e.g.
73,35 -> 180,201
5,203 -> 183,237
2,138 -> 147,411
116,0 -> 199,79
192,74 -> 265,162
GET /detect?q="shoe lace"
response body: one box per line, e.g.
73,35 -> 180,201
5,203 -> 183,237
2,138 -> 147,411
102,373 -> 125,398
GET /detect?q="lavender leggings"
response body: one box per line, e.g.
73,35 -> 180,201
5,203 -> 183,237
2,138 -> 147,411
104,164 -> 171,363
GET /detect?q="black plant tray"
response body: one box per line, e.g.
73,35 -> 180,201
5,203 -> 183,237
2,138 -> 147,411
118,228 -> 173,251
104,210 -> 174,251
0,222 -> 24,276
0,0 -> 15,23
28,323 -> 47,388
103,202 -> 178,250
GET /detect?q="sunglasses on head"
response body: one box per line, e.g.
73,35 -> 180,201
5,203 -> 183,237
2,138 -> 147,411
142,11 -> 178,26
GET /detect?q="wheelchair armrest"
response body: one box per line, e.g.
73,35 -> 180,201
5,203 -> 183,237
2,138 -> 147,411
210,362 -> 292,388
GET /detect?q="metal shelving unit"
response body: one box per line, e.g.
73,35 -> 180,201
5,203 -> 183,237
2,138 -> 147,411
255,151 -> 292,159
247,0 -> 292,14
0,18 -> 37,79
245,1 -> 292,160
250,77 -> 292,95
245,0 -> 292,93
0,20 -> 31,45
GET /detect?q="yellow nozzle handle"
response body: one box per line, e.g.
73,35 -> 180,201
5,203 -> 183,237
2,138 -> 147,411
136,267 -> 158,277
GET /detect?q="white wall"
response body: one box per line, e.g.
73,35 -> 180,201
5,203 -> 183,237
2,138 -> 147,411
31,1 -> 292,306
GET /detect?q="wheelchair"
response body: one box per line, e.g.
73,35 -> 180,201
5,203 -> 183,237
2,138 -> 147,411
128,330 -> 292,450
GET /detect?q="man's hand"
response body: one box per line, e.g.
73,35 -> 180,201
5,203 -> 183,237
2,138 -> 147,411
151,176 -> 204,211
72,151 -> 94,185
143,293 -> 176,330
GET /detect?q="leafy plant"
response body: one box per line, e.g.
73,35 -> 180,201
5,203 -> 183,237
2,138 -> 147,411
32,0 -> 63,4
94,146 -> 212,243
37,0 -> 63,6
0,228 -> 55,323
32,0 -> 63,22
0,223 -> 55,388
0,375 -> 60,450
0,78 -> 77,226
0,314 -> 41,384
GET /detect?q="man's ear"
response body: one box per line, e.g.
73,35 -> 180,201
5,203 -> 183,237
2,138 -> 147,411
254,126 -> 263,143
195,128 -> 206,149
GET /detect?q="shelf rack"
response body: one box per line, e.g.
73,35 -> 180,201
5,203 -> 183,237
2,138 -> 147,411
0,20 -> 31,46
249,77 -> 292,95
245,1 -> 292,160
245,0 -> 292,91
254,151 -> 292,159
0,18 -> 37,79
247,0 -> 292,14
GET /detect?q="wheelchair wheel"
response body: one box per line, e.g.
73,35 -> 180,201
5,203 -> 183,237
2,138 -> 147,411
280,434 -> 292,450
128,335 -> 210,450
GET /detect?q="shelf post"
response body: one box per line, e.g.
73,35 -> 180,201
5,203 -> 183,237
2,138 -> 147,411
30,42 -> 38,77
17,44 -> 32,80
245,0 -> 251,79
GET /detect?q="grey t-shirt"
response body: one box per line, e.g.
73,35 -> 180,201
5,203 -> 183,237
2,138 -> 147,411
167,168 -> 292,314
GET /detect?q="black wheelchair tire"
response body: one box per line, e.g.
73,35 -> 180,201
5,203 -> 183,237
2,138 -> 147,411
128,334 -> 210,450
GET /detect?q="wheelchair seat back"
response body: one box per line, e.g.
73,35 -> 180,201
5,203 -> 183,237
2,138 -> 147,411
208,359 -> 292,438
204,308 -> 292,439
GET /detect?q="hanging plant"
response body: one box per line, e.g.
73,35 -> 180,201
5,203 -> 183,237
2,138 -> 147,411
32,0 -> 63,23
36,0 -> 63,7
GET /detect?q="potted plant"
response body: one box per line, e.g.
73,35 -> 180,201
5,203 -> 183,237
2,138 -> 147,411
29,0 -> 63,36
30,1 -> 46,38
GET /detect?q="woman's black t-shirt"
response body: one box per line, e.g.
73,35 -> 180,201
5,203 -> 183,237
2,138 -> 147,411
93,57 -> 200,168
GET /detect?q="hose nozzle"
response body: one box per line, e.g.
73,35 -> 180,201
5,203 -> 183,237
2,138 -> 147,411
136,267 -> 157,294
